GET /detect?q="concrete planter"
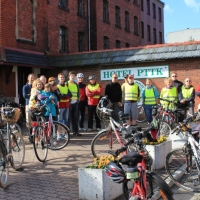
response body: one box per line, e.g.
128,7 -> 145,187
78,168 -> 123,200
146,140 -> 172,170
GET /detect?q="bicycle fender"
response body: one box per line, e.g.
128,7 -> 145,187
97,129 -> 107,134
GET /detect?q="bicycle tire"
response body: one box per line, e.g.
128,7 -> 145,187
136,106 -> 147,123
11,131 -> 25,170
0,155 -> 9,189
33,126 -> 48,162
91,129 -> 127,159
165,148 -> 200,192
123,171 -> 173,200
158,121 -> 171,139
47,121 -> 70,150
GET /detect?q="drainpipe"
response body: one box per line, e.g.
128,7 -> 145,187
88,0 -> 91,51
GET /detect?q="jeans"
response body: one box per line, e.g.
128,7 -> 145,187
79,101 -> 86,128
144,105 -> 154,123
58,108 -> 69,127
68,102 -> 79,133
88,105 -> 101,129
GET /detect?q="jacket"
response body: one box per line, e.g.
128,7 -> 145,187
22,83 -> 32,105
105,82 -> 122,103
86,83 -> 102,106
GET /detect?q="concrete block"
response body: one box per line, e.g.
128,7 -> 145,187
146,140 -> 172,170
78,168 -> 123,200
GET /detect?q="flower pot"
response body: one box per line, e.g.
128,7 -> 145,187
146,140 -> 172,170
78,168 -> 123,200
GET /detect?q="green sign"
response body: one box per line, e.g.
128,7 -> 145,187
100,66 -> 169,80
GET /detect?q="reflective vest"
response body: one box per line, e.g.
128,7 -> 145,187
181,85 -> 194,100
160,87 -> 177,109
124,83 -> 139,101
88,84 -> 100,99
67,81 -> 78,100
57,85 -> 69,102
144,88 -> 156,105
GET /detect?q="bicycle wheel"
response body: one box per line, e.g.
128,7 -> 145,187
10,123 -> 22,135
136,106 -> 147,123
165,148 -> 200,192
159,121 -> 171,139
0,154 -> 8,189
91,130 -> 127,159
11,131 -> 25,170
33,126 -> 48,162
123,171 -> 173,200
47,121 -> 70,150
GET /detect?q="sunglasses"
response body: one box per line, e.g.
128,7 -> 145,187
171,75 -> 177,77
113,77 -> 118,79
185,80 -> 191,82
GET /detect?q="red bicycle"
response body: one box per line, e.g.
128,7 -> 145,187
105,131 -> 174,200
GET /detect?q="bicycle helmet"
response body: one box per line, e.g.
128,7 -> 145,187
77,73 -> 84,78
105,161 -> 125,183
88,75 -> 95,80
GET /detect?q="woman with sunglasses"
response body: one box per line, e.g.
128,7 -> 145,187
179,78 -> 195,118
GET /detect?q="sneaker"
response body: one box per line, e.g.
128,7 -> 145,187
57,134 -> 62,141
87,128 -> 92,132
73,132 -> 82,136
81,128 -> 87,131
96,128 -> 101,131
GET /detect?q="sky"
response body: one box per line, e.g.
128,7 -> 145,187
164,0 -> 200,42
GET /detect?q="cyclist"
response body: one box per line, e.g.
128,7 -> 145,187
77,73 -> 87,131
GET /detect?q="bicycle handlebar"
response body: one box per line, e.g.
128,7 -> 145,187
158,97 -> 178,105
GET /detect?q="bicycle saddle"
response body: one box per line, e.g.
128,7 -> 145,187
119,113 -> 130,120
119,150 -> 143,166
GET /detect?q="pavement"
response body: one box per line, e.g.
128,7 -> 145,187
0,121 -> 198,200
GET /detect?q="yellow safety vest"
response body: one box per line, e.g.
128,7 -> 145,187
57,85 -> 69,102
125,83 -> 139,101
144,88 -> 156,105
160,87 -> 177,109
67,81 -> 78,100
88,84 -> 100,98
181,85 -> 194,100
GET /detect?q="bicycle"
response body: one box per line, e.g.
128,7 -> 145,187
91,96 -> 137,159
165,110 -> 200,192
0,107 -> 25,188
106,130 -> 174,200
30,103 -> 70,162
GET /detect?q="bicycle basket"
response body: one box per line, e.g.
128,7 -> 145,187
96,106 -> 110,121
30,105 -> 46,118
1,107 -> 20,125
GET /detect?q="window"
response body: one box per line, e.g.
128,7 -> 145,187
116,40 -> 121,48
125,11 -> 130,32
125,43 -> 130,48
153,3 -> 156,18
153,28 -> 156,43
58,0 -> 68,10
78,32 -> 85,52
103,0 -> 109,23
103,36 -> 109,49
133,0 -> 137,5
60,26 -> 68,52
141,0 -> 143,11
77,0 -> 85,17
147,0 -> 150,15
115,6 -> 121,28
134,16 -> 138,35
147,25 -> 151,41
141,21 -> 144,38
159,31 -> 162,43
158,7 -> 162,22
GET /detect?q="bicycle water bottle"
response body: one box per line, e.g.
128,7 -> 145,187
153,118 -> 158,128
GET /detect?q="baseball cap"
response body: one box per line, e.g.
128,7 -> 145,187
124,74 -> 129,78
128,74 -> 134,79
88,75 -> 95,80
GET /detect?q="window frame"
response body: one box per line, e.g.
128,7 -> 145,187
103,36 -> 110,49
125,11 -> 130,32
58,0 -> 69,11
153,3 -> 156,19
140,0 -> 144,11
78,32 -> 85,52
147,0 -> 150,15
59,26 -> 69,53
115,6 -> 121,28
116,40 -> 121,48
141,21 -> 144,38
153,28 -> 156,43
158,7 -> 162,22
147,25 -> 151,41
77,0 -> 85,17
103,0 -> 109,23
134,16 -> 139,36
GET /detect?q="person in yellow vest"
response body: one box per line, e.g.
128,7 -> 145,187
179,77 -> 195,117
66,71 -> 82,136
121,74 -> 129,104
160,78 -> 178,110
124,74 -> 140,126
142,78 -> 159,124
85,75 -> 102,131
57,73 -> 72,129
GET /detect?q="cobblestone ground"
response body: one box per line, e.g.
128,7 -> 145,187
0,129 -> 96,200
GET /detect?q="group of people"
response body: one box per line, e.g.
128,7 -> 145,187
22,70 -> 197,140
22,72 -> 102,138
